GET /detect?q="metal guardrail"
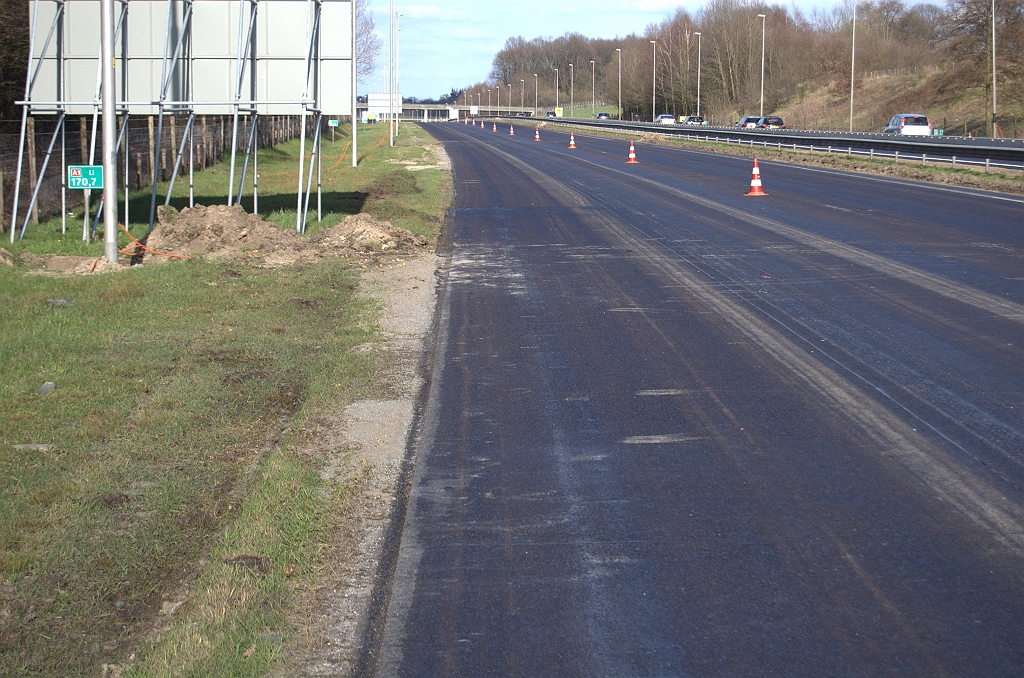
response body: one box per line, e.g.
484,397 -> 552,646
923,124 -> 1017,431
519,117 -> 1024,172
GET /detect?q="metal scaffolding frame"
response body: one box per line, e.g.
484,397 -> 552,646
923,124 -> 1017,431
11,0 -> 354,243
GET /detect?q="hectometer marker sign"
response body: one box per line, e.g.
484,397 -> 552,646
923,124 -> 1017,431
68,165 -> 104,189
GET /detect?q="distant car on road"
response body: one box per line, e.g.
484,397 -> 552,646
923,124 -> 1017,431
655,114 -> 677,125
736,115 -> 761,128
681,115 -> 706,126
883,113 -> 932,136
544,110 -> 557,118
594,112 -> 611,120
514,112 -> 527,117
756,116 -> 786,129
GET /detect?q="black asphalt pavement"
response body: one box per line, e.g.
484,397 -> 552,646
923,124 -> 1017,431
369,122 -> 1024,677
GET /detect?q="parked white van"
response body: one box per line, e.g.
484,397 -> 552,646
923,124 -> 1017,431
883,114 -> 932,136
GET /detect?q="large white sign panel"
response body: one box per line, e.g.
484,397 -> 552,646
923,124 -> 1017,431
28,0 -> 353,116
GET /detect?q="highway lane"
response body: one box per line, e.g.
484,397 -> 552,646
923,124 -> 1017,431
369,122 -> 1024,676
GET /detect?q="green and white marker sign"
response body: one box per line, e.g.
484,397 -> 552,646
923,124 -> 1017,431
328,119 -> 339,127
68,165 -> 104,189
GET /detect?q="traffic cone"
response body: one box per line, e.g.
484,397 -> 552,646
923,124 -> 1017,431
492,122 -> 497,132
745,159 -> 768,196
626,141 -> 638,164
568,132 -> 576,149
534,127 -> 541,141
509,125 -> 515,136
480,120 -> 484,128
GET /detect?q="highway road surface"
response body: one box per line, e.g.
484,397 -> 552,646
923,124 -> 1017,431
367,122 -> 1024,677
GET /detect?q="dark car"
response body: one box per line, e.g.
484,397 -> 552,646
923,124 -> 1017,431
514,111 -> 527,117
756,116 -> 785,129
545,110 -> 557,118
594,112 -> 611,120
736,115 -> 761,128
681,115 -> 705,126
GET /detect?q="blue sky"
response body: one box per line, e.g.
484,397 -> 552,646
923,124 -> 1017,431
368,0 -> 859,100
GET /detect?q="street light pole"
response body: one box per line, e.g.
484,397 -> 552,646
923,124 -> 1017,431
569,63 -> 574,117
521,79 -> 525,111
554,68 -> 558,110
396,12 -> 402,137
488,88 -> 491,116
590,60 -> 595,117
758,13 -> 766,117
388,0 -> 393,146
508,83 -> 512,116
992,0 -> 997,137
694,32 -> 701,117
616,48 -> 622,120
533,74 -> 538,114
650,40 -> 656,120
849,7 -> 856,133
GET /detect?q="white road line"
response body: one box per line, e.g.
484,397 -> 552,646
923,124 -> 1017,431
621,434 -> 705,444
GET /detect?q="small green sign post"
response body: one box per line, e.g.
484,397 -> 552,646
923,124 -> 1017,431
328,119 -> 339,147
68,165 -> 104,189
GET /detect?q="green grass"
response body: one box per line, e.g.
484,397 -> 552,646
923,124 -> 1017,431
0,122 -> 449,676
4,122 -> 450,255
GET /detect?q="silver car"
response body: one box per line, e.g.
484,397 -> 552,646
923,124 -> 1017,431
655,114 -> 677,125
883,114 -> 931,136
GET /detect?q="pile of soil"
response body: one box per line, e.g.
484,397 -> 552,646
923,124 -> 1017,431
146,204 -> 429,266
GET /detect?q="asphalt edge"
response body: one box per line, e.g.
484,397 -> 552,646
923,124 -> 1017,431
352,129 -> 457,677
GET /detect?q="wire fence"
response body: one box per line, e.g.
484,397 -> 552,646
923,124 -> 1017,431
1,114 -> 311,234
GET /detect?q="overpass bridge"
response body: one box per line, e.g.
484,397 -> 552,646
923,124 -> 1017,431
356,103 -> 536,122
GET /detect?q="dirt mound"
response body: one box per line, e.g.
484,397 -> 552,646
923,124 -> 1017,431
146,204 -> 428,266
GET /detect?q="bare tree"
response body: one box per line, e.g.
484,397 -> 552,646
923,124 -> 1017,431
356,0 -> 382,84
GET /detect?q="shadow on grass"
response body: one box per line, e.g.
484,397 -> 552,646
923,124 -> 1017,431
122,191 -> 369,226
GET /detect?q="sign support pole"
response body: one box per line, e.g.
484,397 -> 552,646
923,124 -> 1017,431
101,0 -> 118,261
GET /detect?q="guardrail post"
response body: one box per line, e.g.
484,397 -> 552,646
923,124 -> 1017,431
870,148 -> 874,159
985,158 -> 989,174
922,153 -> 926,166
895,150 -> 899,163
952,155 -> 956,168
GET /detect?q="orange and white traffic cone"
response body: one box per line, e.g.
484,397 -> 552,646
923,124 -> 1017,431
480,120 -> 484,128
568,132 -> 577,149
745,159 -> 768,196
509,125 -> 515,136
534,127 -> 541,141
626,141 -> 638,164
492,122 -> 497,132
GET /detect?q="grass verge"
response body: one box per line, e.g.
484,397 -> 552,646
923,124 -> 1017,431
0,122 -> 449,676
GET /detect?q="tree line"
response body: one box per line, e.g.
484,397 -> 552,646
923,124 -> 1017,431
467,0 -> 1021,128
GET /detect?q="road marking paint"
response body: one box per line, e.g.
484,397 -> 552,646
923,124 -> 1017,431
569,154 -> 1024,324
621,434 -> 704,444
636,389 -> 690,396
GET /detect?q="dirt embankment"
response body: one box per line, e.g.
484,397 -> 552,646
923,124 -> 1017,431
146,204 -> 429,266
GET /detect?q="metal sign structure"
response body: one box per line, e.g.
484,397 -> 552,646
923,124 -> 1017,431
11,0 -> 356,243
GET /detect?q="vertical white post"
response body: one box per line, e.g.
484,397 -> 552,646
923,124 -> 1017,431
991,0 -> 997,137
694,34 -> 701,117
849,8 -> 856,133
650,41 -> 656,120
388,0 -> 393,147
758,14 -> 766,117
101,0 -> 118,261
351,0 -> 357,167
616,49 -> 621,120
